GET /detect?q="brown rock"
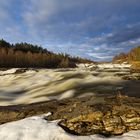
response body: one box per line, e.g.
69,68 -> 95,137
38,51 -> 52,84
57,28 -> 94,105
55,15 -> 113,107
0,95 -> 140,136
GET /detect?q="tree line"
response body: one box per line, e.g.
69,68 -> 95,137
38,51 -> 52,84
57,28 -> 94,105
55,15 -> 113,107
113,46 -> 140,63
0,39 -> 92,68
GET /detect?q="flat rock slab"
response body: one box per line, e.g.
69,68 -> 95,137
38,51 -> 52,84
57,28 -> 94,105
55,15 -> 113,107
0,95 -> 140,136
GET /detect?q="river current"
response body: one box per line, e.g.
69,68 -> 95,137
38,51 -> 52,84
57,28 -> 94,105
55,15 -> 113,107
0,63 -> 139,106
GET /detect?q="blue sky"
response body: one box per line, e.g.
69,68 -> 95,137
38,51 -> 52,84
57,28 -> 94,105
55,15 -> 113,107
0,0 -> 140,61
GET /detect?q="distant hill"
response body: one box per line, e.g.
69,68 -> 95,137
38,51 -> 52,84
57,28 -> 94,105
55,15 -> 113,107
113,46 -> 140,72
0,39 -> 93,68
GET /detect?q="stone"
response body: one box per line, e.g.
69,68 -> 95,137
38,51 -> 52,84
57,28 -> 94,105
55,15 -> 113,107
0,95 -> 140,136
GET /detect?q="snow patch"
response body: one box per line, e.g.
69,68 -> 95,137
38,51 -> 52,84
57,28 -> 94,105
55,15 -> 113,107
0,115 -> 140,140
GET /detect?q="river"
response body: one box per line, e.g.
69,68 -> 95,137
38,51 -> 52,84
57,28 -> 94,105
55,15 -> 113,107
0,63 -> 139,106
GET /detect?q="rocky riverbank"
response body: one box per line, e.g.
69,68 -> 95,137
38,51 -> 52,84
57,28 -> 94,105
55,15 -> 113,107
0,63 -> 140,139
0,94 -> 140,136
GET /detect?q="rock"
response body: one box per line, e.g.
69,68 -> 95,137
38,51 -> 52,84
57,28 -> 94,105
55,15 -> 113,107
48,95 -> 140,136
131,68 -> 140,73
122,74 -> 140,80
15,69 -> 28,74
15,68 -> 38,74
0,95 -> 140,136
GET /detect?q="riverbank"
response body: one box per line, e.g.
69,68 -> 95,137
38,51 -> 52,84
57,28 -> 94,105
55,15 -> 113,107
0,63 -> 140,139
0,95 -> 140,139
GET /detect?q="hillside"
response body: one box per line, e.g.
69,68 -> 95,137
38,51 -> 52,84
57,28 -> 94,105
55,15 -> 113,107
113,46 -> 140,62
113,46 -> 140,72
0,39 -> 92,68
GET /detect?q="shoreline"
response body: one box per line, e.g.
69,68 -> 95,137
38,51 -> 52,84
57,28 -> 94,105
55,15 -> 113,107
0,95 -> 140,136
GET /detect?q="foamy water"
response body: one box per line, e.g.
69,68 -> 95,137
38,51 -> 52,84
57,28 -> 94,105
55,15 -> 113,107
0,64 -> 140,140
0,63 -> 139,106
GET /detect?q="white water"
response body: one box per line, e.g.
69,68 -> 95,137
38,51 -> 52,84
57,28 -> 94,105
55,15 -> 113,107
0,64 -> 140,140
0,63 -> 140,106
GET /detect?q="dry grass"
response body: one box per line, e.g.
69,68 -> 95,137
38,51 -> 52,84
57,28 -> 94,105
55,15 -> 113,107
131,61 -> 140,69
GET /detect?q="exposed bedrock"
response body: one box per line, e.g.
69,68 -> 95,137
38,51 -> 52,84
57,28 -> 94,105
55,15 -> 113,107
0,95 -> 140,136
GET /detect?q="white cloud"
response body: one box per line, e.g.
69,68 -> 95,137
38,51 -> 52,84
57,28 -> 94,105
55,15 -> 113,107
23,0 -> 137,42
87,52 -> 114,60
0,0 -> 140,61
0,1 -> 12,20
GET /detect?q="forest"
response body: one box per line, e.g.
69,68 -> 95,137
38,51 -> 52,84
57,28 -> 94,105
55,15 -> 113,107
0,39 -> 92,68
113,46 -> 140,63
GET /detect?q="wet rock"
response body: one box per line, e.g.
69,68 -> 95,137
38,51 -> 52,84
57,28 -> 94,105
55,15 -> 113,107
48,95 -> 140,136
0,95 -> 140,136
122,74 -> 140,80
15,68 -> 38,74
15,69 -> 28,74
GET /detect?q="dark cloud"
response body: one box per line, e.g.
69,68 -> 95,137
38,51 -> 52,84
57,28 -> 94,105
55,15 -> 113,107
106,23 -> 140,45
0,0 -> 140,61
22,0 -> 140,41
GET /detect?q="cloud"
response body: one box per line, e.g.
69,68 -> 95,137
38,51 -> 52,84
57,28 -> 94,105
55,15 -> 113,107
0,0 -> 26,42
106,23 -> 140,45
22,0 -> 140,43
87,52 -> 114,60
0,0 -> 140,61
46,23 -> 140,61
0,1 -> 13,22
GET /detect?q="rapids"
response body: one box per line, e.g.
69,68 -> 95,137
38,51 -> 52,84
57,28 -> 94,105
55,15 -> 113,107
0,63 -> 139,106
